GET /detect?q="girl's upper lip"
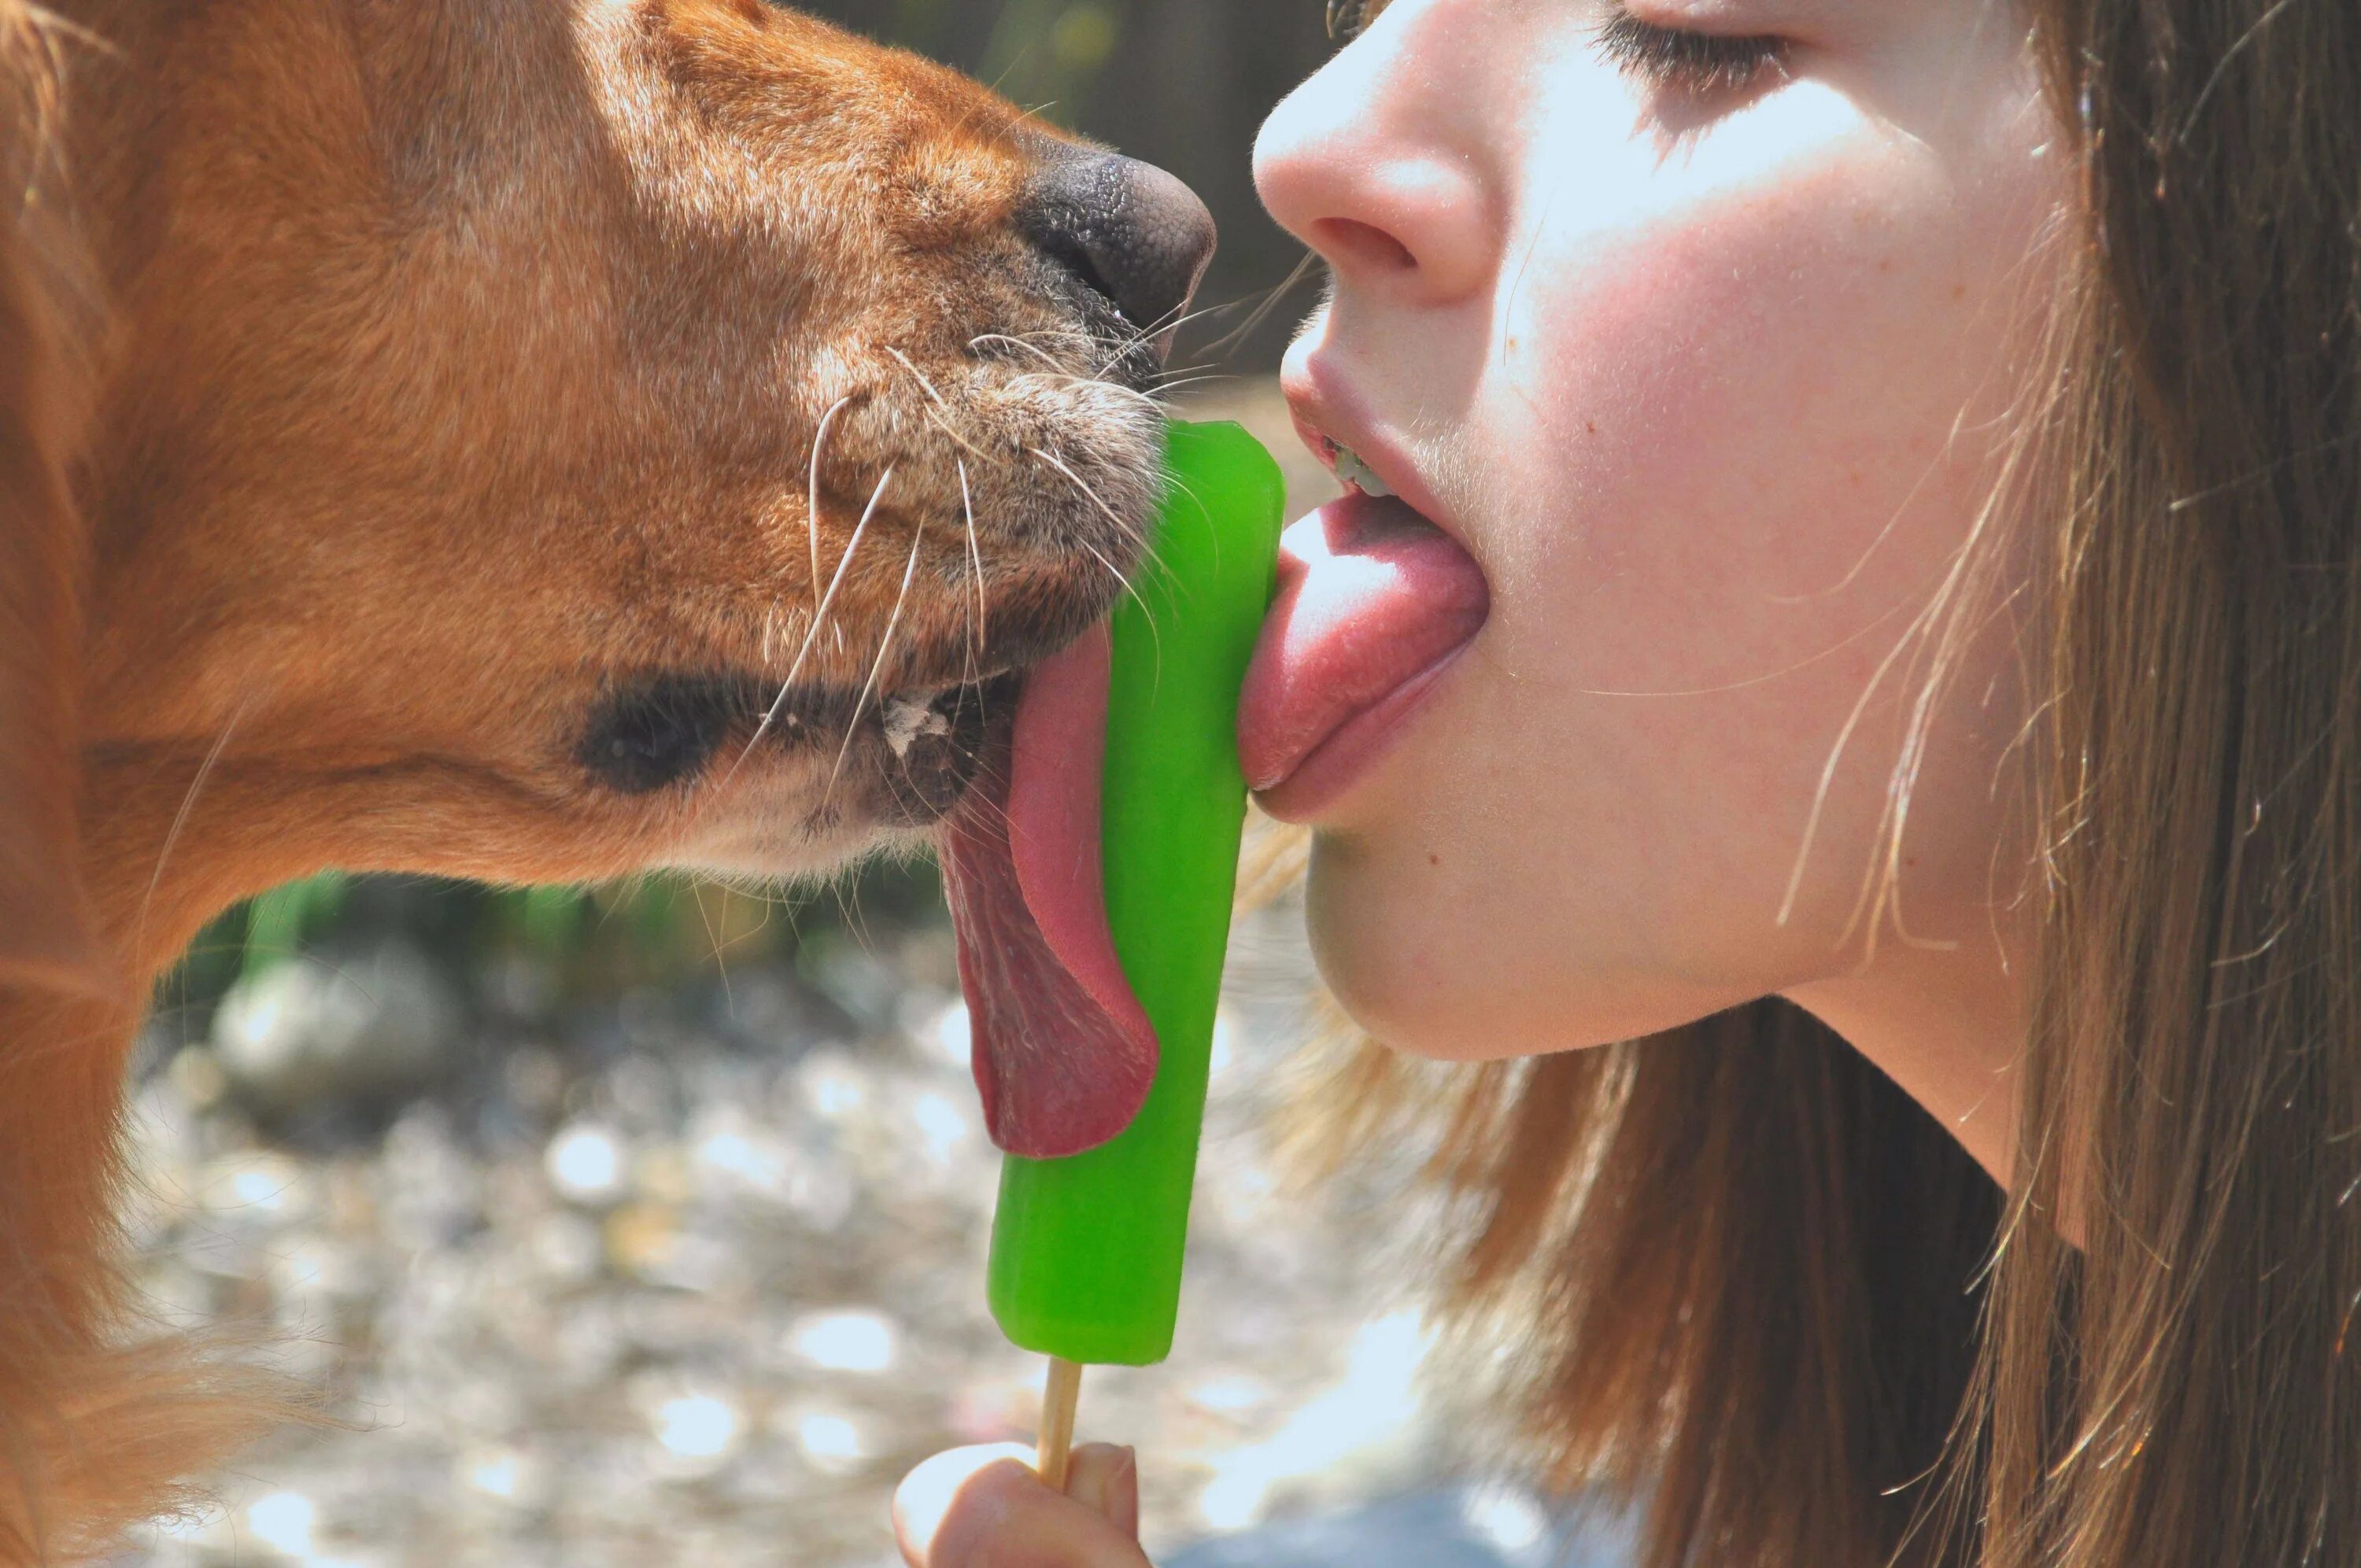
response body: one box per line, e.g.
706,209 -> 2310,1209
1281,361 -> 1469,551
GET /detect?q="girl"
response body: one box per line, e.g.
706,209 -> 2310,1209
900,1 -> 2361,1564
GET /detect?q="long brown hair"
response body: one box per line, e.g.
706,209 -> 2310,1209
1286,2 -> 2361,1564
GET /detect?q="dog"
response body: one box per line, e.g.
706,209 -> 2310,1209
0,0 -> 1210,1554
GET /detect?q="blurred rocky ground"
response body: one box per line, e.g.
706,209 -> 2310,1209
102,387 -> 1631,1566
115,899 -> 1478,1568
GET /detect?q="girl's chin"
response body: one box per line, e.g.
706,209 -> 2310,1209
1305,863 -> 1759,1060
1301,892 -> 1532,1061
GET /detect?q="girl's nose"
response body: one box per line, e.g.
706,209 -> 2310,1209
1252,22 -> 1494,305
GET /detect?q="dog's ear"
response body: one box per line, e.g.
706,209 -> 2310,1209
0,17 -> 107,996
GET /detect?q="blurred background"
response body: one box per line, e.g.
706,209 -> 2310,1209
106,7 -> 1635,1566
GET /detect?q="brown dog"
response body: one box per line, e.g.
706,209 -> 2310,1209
0,0 -> 1210,1554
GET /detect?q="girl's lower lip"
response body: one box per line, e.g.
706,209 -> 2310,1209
1251,639 -> 1474,822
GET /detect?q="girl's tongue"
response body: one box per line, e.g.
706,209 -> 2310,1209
1236,493 -> 1490,801
940,627 -> 1158,1159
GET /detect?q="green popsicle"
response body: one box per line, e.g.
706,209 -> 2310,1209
988,420 -> 1285,1378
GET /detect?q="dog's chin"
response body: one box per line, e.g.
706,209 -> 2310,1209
648,670 -> 1020,881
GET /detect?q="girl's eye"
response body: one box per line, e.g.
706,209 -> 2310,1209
1326,0 -> 1389,42
1594,6 -> 1790,97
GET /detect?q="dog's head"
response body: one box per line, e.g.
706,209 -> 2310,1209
19,0 -> 1210,960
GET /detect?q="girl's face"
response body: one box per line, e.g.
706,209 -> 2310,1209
1247,0 -> 2063,1081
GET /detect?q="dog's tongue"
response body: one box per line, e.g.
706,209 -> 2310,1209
940,625 -> 1157,1158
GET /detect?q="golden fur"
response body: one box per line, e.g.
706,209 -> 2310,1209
0,0 -> 1165,1555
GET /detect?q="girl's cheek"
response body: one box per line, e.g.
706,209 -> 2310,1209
1484,133 -> 2032,698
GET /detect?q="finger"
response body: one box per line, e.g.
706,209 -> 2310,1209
896,1445 -> 1033,1566
894,1444 -> 1154,1568
1062,1444 -> 1140,1539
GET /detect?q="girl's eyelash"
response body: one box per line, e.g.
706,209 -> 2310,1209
1325,1 -> 1789,98
1594,8 -> 1790,96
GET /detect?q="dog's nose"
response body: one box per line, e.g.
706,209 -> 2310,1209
1018,149 -> 1217,353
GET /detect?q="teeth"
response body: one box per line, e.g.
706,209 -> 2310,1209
1332,444 -> 1395,498
881,692 -> 955,759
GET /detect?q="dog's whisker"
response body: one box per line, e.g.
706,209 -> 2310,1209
720,467 -> 887,788
1200,255 -> 1325,361
689,879 -> 737,1011
969,332 -> 1072,371
917,401 -> 996,467
813,463 -> 898,670
135,695 -> 253,965
1077,536 -> 1156,624
970,318 -> 1212,395
825,517 -> 928,805
884,345 -> 956,414
1150,377 -> 1230,400
957,456 -> 988,673
982,324 -> 1098,346
1087,301 -> 1232,378
1004,369 -> 1168,413
1145,298 -> 1232,341
806,396 -> 854,619
1147,369 -> 1233,396
1029,448 -> 1169,667
852,463 -> 898,539
960,764 -> 1022,839
1025,445 -> 1152,554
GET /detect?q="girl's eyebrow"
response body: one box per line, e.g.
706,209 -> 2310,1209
1336,0 -> 1849,39
1626,0 -> 1851,29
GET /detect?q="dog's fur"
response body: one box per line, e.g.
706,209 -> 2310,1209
0,0 -> 1166,1554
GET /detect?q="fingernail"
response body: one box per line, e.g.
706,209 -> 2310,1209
1112,1446 -> 1139,1540
1065,1447 -> 1114,1518
1062,1442 -> 1140,1532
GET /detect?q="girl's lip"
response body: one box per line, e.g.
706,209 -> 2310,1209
1281,360 -> 1472,555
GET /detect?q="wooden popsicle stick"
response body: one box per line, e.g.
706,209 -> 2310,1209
1036,1356 -> 1084,1491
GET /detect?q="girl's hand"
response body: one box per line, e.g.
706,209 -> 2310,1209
894,1442 -> 1151,1568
